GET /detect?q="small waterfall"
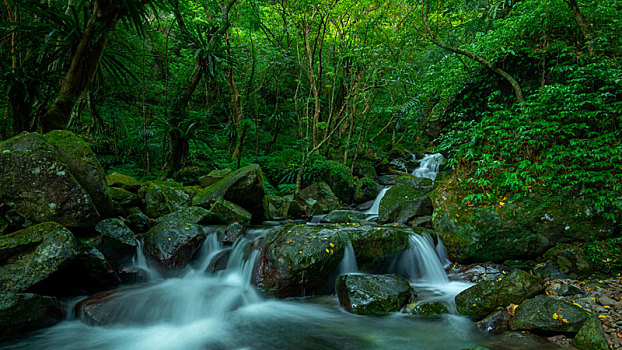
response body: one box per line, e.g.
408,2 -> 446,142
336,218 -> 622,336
398,233 -> 449,283
196,233 -> 225,272
338,241 -> 359,274
132,239 -> 159,280
365,186 -> 391,216
412,153 -> 444,180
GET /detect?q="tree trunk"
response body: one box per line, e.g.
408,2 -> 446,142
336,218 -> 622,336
564,0 -> 594,57
41,0 -> 123,132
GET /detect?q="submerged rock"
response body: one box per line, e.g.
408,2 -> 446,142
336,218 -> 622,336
0,132 -> 100,228
509,295 -> 589,333
455,269 -> 545,319
193,164 -> 268,222
144,221 -> 207,269
0,293 -> 65,340
336,274 -> 413,315
407,301 -> 449,316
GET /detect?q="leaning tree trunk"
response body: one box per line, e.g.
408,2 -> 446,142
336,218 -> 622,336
423,0 -> 525,104
41,0 -> 123,132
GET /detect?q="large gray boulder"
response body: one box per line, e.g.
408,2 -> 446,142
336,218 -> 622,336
0,132 -> 100,229
193,164 -> 268,222
509,295 -> 589,333
296,182 -> 341,215
95,218 -> 138,267
336,274 -> 413,315
378,185 -> 433,224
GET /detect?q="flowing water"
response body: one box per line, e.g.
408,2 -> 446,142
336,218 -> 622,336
338,240 -> 359,275
1,230 -> 559,350
364,186 -> 390,217
412,153 -> 444,181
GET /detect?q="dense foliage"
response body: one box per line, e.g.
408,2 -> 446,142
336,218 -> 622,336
1,0 -> 620,215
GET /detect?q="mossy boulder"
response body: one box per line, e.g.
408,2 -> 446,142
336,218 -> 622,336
125,211 -> 152,233
274,198 -> 305,219
534,243 -> 592,280
296,182 -> 341,215
0,222 -> 80,293
209,198 -> 252,224
408,301 -> 449,316
255,224 -> 411,297
388,144 -> 412,161
354,178 -> 380,204
154,206 -> 216,225
322,210 -> 368,224
193,164 -> 268,222
95,218 -> 138,267
0,132 -> 100,229
378,184 -> 433,224
0,293 -> 65,341
144,182 -> 190,218
432,177 -> 619,263
198,168 -> 232,187
395,176 -> 435,195
105,172 -> 141,192
509,295 -> 589,333
336,274 -> 413,315
573,315 -> 609,350
144,221 -> 208,269
455,269 -> 545,319
109,187 -> 140,207
44,130 -> 113,217
353,162 -> 377,180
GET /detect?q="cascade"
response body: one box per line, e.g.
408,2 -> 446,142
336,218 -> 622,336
364,186 -> 390,216
338,240 -> 359,274
412,153 -> 444,180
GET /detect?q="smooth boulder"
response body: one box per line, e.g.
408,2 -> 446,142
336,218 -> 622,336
105,172 -> 141,192
296,182 -> 341,215
509,295 -> 589,333
336,274 -> 412,315
0,132 -> 100,228
455,269 -> 545,319
378,182 -> 433,224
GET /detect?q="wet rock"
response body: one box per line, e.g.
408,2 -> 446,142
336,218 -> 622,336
336,274 -> 413,315
394,176 -> 434,195
322,210 -> 368,224
451,263 -> 511,284
44,130 -> 114,217
154,206 -> 214,225
144,182 -> 190,218
125,211 -> 152,233
0,133 -> 100,228
0,223 -> 80,293
455,269 -> 545,319
408,301 -> 449,316
573,315 -> 610,350
378,183 -> 433,224
105,172 -> 141,192
510,295 -> 589,333
198,169 -> 232,187
296,182 -> 341,216
378,175 -> 399,186
95,218 -> 138,267
275,198 -> 305,220
209,198 -> 252,224
205,249 -> 232,273
475,309 -> 511,334
193,164 -> 268,223
144,221 -> 208,269
75,290 -> 119,325
0,293 -> 65,340
117,266 -> 150,283
220,222 -> 245,244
